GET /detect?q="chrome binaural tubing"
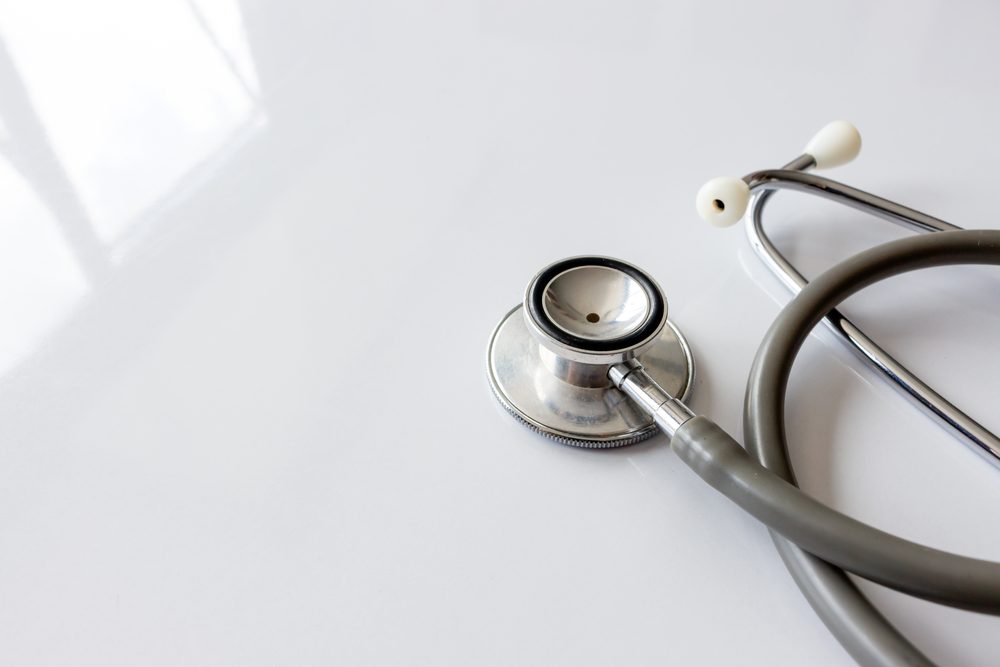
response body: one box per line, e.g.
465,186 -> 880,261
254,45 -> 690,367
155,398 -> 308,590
743,157 -> 1000,469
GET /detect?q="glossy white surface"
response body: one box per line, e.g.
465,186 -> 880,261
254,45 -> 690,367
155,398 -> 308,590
1,1 -> 999,664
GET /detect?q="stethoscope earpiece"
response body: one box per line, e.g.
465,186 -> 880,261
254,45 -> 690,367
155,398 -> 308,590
695,176 -> 749,228
695,120 -> 862,228
803,119 -> 862,169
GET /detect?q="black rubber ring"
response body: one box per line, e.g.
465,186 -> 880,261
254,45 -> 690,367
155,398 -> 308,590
526,256 -> 666,353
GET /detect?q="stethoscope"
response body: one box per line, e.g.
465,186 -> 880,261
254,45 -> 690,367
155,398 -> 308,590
486,122 -> 1000,667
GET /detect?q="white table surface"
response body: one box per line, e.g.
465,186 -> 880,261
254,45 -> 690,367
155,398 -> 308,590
1,1 -> 999,664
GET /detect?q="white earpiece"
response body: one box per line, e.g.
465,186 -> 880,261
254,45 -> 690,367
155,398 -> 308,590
804,120 -> 861,169
696,121 -> 862,228
695,176 -> 750,227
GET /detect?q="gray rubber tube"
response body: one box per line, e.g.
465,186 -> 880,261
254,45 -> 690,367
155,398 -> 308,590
672,229 -> 1000,665
674,419 -> 935,666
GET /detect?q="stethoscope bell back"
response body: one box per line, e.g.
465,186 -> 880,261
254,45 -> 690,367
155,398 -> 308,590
487,256 -> 694,447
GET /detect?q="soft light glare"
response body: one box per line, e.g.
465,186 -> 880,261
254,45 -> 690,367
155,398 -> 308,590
0,0 -> 264,245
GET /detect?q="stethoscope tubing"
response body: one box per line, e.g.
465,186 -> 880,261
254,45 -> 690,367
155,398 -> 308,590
699,228 -> 1000,666
742,228 -> 1000,608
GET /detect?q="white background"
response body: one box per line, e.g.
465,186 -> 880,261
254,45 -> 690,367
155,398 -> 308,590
0,1 -> 999,664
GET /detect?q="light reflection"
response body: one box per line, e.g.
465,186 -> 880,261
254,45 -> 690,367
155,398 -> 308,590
0,159 -> 88,375
0,0 -> 265,245
0,0 -> 265,373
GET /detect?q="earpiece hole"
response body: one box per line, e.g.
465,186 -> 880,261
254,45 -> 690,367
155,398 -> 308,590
586,313 -> 600,323
713,199 -> 725,212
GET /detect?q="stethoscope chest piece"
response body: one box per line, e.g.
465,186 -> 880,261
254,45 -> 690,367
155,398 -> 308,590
487,256 -> 693,447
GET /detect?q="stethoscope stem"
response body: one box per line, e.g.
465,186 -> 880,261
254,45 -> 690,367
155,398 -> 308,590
609,359 -> 695,436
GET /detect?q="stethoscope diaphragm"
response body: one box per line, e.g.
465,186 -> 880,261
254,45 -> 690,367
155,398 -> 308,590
486,256 -> 694,447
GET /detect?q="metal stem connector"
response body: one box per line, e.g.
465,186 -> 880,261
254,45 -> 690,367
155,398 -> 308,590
610,360 -> 695,438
